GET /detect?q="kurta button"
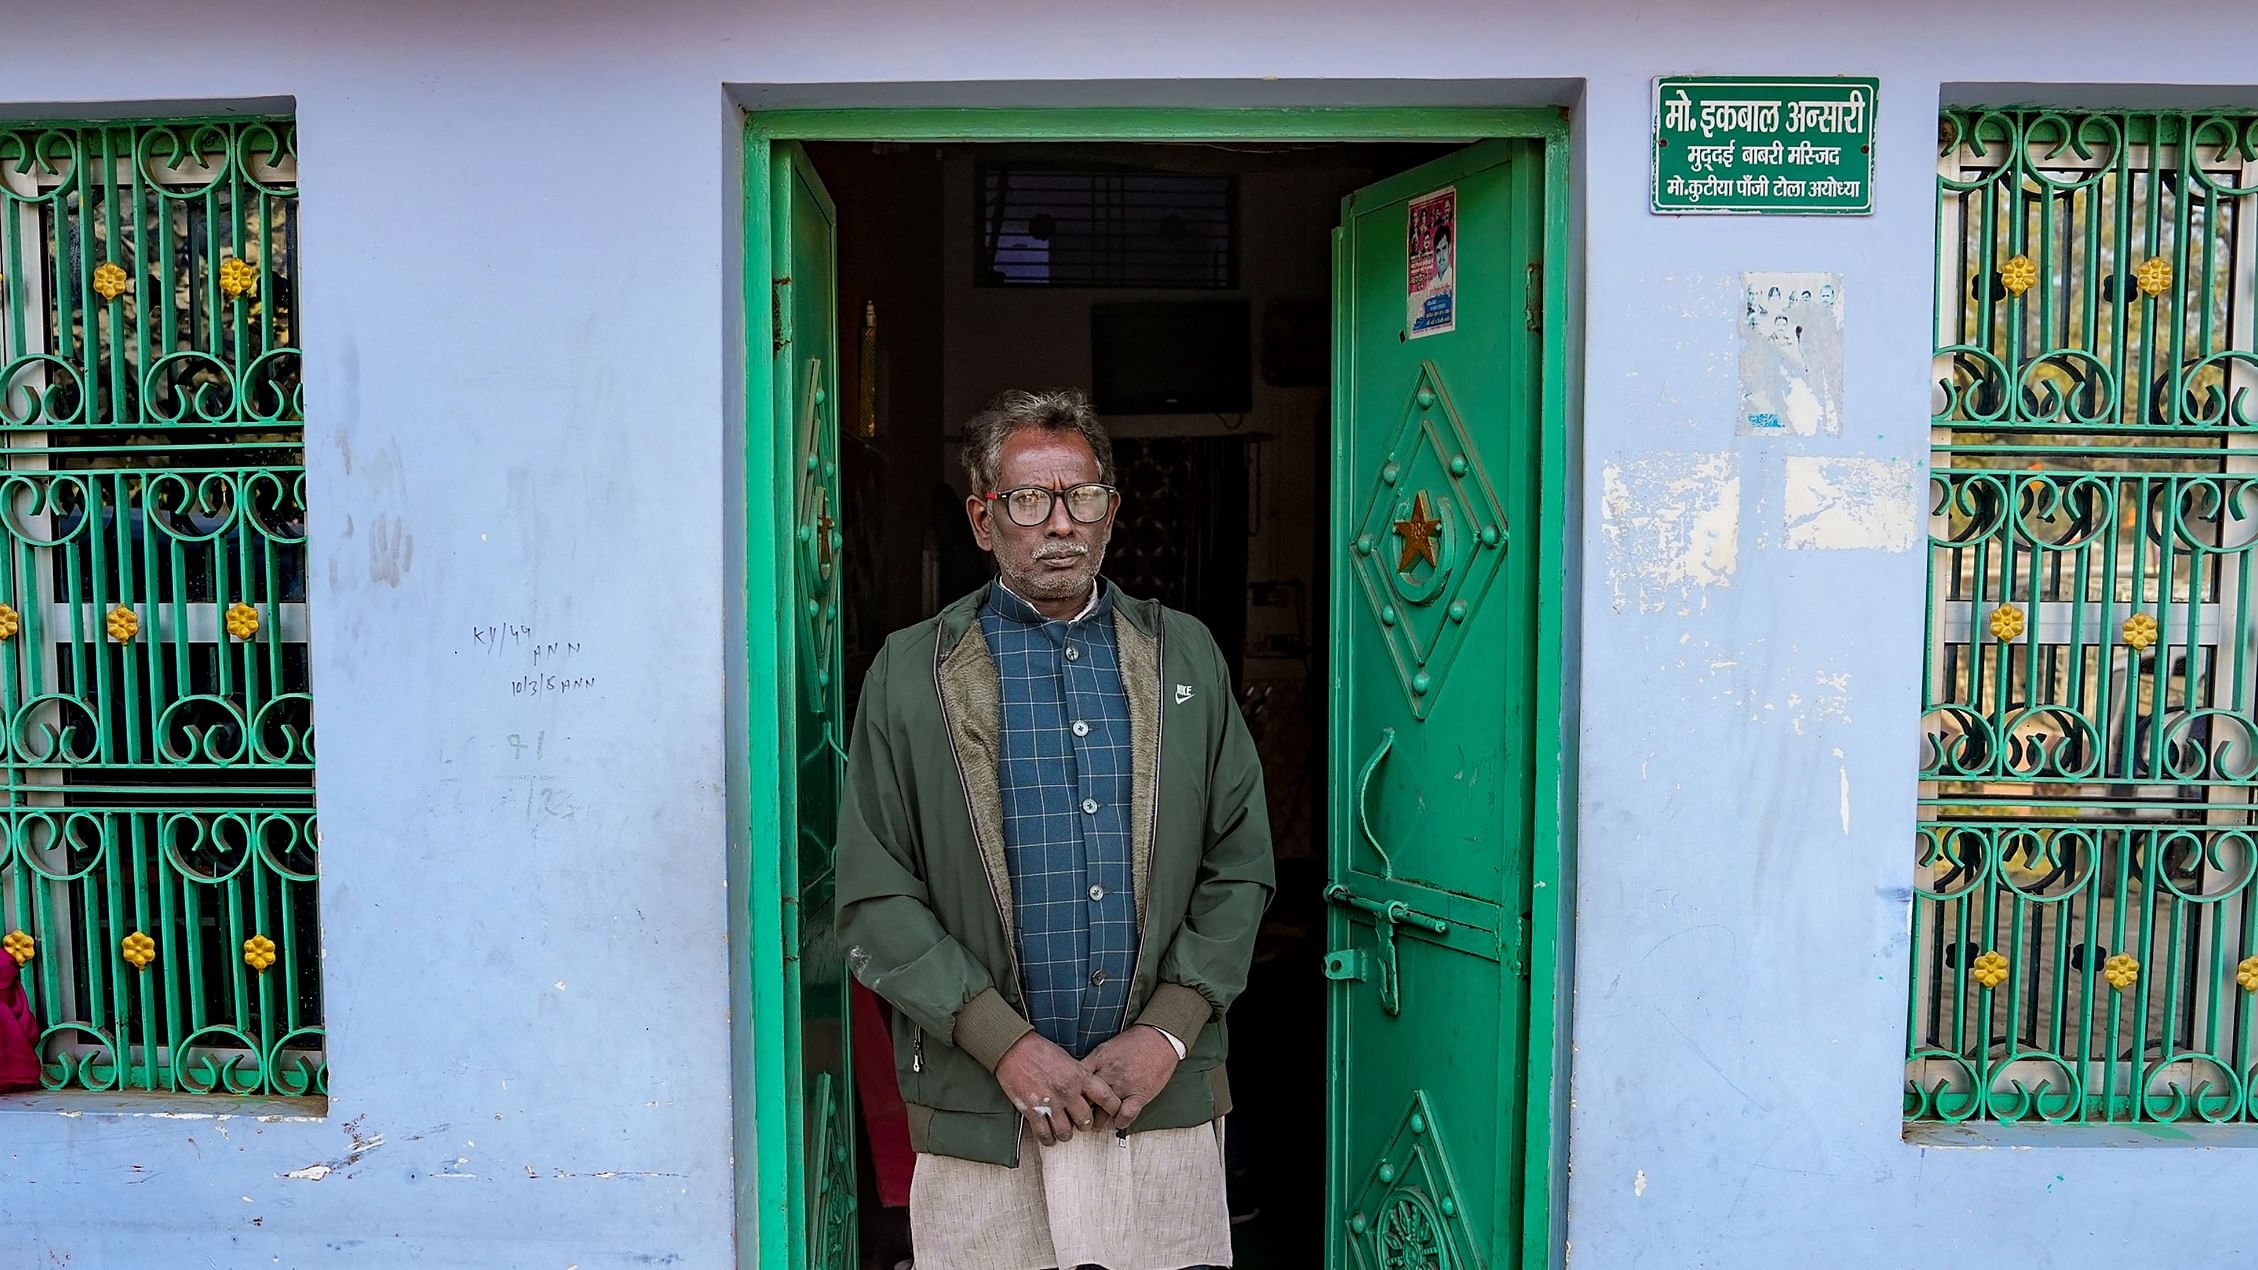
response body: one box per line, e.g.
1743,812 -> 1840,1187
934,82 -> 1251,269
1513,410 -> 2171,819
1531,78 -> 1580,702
1082,798 -> 1100,815
1090,969 -> 1108,987
1072,720 -> 1090,737
1088,884 -> 1106,902
1066,646 -> 1080,661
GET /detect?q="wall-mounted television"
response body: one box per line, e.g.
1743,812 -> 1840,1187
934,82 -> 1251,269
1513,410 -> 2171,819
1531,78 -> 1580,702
1090,300 -> 1253,416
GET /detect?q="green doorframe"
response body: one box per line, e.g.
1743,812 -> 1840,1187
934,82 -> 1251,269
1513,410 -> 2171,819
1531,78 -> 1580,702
736,103 -> 1578,1270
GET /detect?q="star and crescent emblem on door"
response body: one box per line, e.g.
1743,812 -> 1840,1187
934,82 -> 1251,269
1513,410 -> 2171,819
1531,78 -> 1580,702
1349,362 -> 1510,718
1392,489 -> 1444,574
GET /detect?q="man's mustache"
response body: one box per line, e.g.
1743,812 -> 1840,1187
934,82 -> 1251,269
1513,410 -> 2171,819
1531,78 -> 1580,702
1032,543 -> 1090,562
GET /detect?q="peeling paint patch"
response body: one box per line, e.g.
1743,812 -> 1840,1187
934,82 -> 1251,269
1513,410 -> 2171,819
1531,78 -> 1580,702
1601,452 -> 1740,614
1634,1168 -> 1649,1196
280,1163 -> 332,1181
1840,765 -> 1852,835
1783,456 -> 1924,552
1740,273 -> 1844,436
1812,670 -> 1854,726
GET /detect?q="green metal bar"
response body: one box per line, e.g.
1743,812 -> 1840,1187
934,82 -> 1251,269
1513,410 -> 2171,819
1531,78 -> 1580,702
60,130 -> 88,422
259,502 -> 282,728
1951,877 -> 1973,1078
101,127 -> 126,427
155,133 -> 179,420
1936,441 -> 2258,456
226,137 -> 245,404
150,812 -> 182,1091
2239,857 -> 2258,1104
2129,830 -> 2161,1120
118,472 -> 146,767
247,829 -> 269,1073
3,149 -> 23,365
127,812 -> 153,1089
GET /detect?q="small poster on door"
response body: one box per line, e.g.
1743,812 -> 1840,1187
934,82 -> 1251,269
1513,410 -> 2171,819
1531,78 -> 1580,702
1407,187 -> 1457,338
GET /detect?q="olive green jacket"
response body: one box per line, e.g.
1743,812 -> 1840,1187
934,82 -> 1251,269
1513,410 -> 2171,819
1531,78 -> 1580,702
834,582 -> 1275,1167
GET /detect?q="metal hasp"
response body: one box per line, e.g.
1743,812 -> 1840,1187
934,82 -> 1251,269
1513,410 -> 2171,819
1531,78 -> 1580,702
1325,883 -> 1450,1017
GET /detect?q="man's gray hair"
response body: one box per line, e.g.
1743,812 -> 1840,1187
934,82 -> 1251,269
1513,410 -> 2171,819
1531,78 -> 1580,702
960,389 -> 1115,494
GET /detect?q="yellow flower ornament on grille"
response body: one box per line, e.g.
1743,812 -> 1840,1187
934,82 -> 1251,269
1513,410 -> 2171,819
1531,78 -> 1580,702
2103,953 -> 2140,992
218,256 -> 258,299
2136,256 -> 2173,297
3,930 -> 32,966
92,262 -> 130,301
0,604 -> 20,641
225,603 -> 260,641
1989,604 -> 2025,642
2239,956 -> 2258,993
2000,255 -> 2038,297
121,931 -> 156,971
106,605 -> 139,643
2122,613 -> 2159,652
1971,950 -> 2010,990
243,934 -> 277,973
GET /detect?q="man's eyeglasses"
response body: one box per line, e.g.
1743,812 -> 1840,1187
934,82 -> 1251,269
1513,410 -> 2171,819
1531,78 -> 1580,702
983,483 -> 1119,528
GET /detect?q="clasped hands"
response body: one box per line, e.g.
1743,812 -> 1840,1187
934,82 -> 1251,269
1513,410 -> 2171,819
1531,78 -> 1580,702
995,1025 -> 1179,1147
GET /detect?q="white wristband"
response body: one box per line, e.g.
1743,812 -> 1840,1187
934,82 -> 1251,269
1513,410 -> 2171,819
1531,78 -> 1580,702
1149,1025 -> 1187,1059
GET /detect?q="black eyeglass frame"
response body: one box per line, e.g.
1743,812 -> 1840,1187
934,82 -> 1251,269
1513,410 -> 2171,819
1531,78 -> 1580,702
982,483 -> 1121,528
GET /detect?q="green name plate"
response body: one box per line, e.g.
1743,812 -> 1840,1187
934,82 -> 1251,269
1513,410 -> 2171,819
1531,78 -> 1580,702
1652,76 -> 1878,214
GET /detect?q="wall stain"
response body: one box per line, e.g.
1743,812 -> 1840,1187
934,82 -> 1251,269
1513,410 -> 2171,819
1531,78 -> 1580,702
368,515 -> 415,587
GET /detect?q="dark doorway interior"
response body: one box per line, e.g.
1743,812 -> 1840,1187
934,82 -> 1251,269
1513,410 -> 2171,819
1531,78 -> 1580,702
815,138 -> 1447,1270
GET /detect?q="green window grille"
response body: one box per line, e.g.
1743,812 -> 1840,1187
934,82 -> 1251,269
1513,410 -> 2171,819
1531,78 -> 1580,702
0,119 -> 319,1097
1911,109 -> 2258,1125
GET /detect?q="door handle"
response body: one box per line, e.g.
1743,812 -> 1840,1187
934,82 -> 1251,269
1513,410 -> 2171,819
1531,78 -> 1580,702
1353,728 -> 1396,879
1324,883 -> 1448,1017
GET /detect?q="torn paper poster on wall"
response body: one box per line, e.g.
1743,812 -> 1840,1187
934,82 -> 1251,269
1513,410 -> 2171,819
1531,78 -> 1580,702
1782,455 -> 1925,551
1739,272 -> 1843,435
1601,451 -> 1741,614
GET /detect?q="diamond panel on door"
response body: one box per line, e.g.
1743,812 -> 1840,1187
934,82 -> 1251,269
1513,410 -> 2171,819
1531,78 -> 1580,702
1345,1089 -> 1483,1270
1349,362 -> 1510,718
796,355 -> 841,717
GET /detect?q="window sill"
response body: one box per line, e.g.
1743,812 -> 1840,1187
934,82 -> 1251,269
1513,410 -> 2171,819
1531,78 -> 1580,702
1906,1119 -> 2258,1149
0,1090 -> 325,1122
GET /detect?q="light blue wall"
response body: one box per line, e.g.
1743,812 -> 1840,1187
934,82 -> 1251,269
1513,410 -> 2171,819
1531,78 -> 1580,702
4,1 -> 2258,1266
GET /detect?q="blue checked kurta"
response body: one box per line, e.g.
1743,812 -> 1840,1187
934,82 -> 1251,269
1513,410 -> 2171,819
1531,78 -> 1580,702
980,581 -> 1138,1059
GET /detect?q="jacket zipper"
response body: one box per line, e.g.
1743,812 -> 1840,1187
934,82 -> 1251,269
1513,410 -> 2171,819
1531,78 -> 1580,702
934,619 -> 1029,1006
912,1027 -> 925,1073
1135,614 -> 1166,978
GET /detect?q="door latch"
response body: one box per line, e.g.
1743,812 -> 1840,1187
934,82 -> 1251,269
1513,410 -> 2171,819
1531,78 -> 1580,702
1324,883 -> 1449,1017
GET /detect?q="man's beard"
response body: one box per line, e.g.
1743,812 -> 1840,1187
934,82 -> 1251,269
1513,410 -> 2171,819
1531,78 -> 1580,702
1004,540 -> 1105,600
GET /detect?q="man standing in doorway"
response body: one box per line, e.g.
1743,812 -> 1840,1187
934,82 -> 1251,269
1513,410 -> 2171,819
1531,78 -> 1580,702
837,389 -> 1274,1270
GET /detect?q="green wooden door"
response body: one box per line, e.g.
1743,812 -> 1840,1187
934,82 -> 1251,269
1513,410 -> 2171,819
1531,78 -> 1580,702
1325,140 -> 1544,1270
773,141 -> 856,1270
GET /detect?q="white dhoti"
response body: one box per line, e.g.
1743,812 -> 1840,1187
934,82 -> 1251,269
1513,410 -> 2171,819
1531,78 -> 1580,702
908,1119 -> 1232,1270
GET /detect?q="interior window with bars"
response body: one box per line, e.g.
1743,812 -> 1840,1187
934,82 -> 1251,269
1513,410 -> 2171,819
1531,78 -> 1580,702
0,120 -> 319,1097
977,163 -> 1236,289
1911,110 -> 2258,1126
